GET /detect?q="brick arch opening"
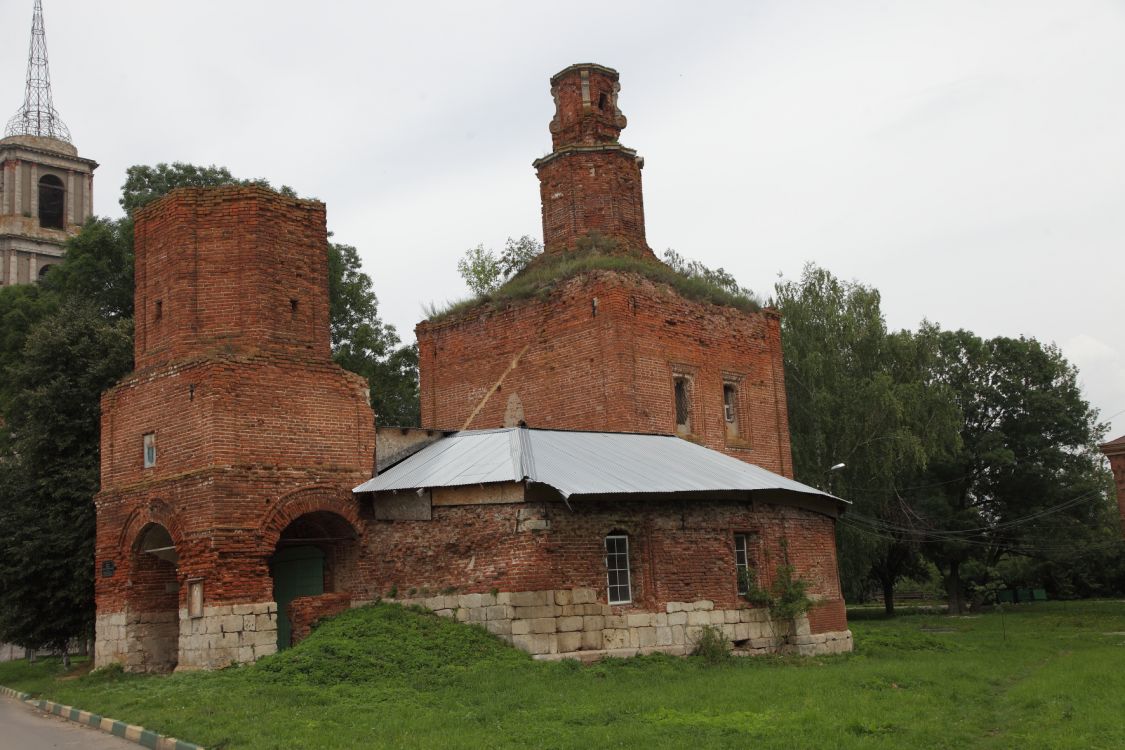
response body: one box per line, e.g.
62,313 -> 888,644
269,508 -> 359,650
126,523 -> 180,672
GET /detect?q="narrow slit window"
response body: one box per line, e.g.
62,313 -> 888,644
143,432 -> 156,468
605,534 -> 632,604
735,534 -> 750,595
723,383 -> 739,438
155,299 -> 163,322
674,376 -> 691,434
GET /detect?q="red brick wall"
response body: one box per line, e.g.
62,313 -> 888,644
132,186 -> 331,370
288,593 -> 352,646
416,272 -> 794,477
351,498 -> 845,634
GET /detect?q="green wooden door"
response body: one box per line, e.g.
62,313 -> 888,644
271,545 -> 325,650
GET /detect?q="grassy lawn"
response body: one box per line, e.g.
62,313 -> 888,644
2,600 -> 1124,749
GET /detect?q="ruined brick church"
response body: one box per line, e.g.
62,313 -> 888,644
94,64 -> 853,672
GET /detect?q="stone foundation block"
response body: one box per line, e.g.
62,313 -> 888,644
529,617 -> 557,634
687,611 -> 710,626
581,629 -> 603,650
603,629 -> 629,649
557,616 -> 583,632
509,591 -> 552,607
556,631 -> 582,653
626,613 -> 652,628
514,605 -> 556,619
571,588 -> 597,605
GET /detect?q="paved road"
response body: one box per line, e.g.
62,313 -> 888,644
0,694 -> 139,750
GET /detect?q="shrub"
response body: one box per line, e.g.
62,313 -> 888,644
691,625 -> 730,664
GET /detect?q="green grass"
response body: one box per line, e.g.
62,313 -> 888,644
426,250 -> 761,323
3,601 -> 1125,749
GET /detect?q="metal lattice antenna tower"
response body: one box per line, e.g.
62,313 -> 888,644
4,0 -> 71,143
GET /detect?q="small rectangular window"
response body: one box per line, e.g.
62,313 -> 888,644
605,534 -> 632,605
723,382 -> 739,438
735,533 -> 750,595
673,376 -> 691,434
143,433 -> 156,468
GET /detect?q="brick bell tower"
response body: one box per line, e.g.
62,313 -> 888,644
94,187 -> 374,672
534,63 -> 652,258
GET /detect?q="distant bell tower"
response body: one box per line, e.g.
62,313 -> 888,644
0,0 -> 97,286
533,64 -> 652,258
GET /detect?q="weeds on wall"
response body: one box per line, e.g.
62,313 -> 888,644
740,539 -> 813,628
424,232 -> 762,322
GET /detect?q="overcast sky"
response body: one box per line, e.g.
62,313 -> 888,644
4,0 -> 1122,438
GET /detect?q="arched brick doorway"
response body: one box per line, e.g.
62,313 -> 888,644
269,511 -> 358,650
127,523 -> 180,672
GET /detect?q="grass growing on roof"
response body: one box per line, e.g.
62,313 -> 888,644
425,246 -> 761,323
4,601 -> 1125,749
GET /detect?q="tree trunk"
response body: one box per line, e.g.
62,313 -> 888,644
947,560 -> 963,615
882,578 -> 896,617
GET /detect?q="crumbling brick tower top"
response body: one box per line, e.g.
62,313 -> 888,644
133,187 -> 332,370
534,63 -> 652,258
417,64 -> 794,475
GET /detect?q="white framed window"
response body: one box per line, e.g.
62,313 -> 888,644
605,534 -> 632,604
735,533 -> 750,595
143,432 -> 156,468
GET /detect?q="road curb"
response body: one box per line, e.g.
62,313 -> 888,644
0,684 -> 205,750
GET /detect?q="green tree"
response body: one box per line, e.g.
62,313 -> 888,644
40,217 -> 134,319
916,329 -> 1114,613
774,265 -> 959,614
329,243 -> 419,426
457,236 -> 543,296
0,301 -> 133,654
0,284 -> 56,417
119,162 -> 295,216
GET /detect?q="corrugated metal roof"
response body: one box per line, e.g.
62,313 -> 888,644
354,427 -> 843,504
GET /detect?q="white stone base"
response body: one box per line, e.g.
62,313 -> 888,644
94,611 -> 128,669
177,602 -> 278,670
95,602 -> 279,673
390,589 -> 854,660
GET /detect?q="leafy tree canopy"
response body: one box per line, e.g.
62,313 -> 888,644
776,263 -> 1118,614
457,236 -> 543,296
0,301 -> 132,651
119,162 -> 295,216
